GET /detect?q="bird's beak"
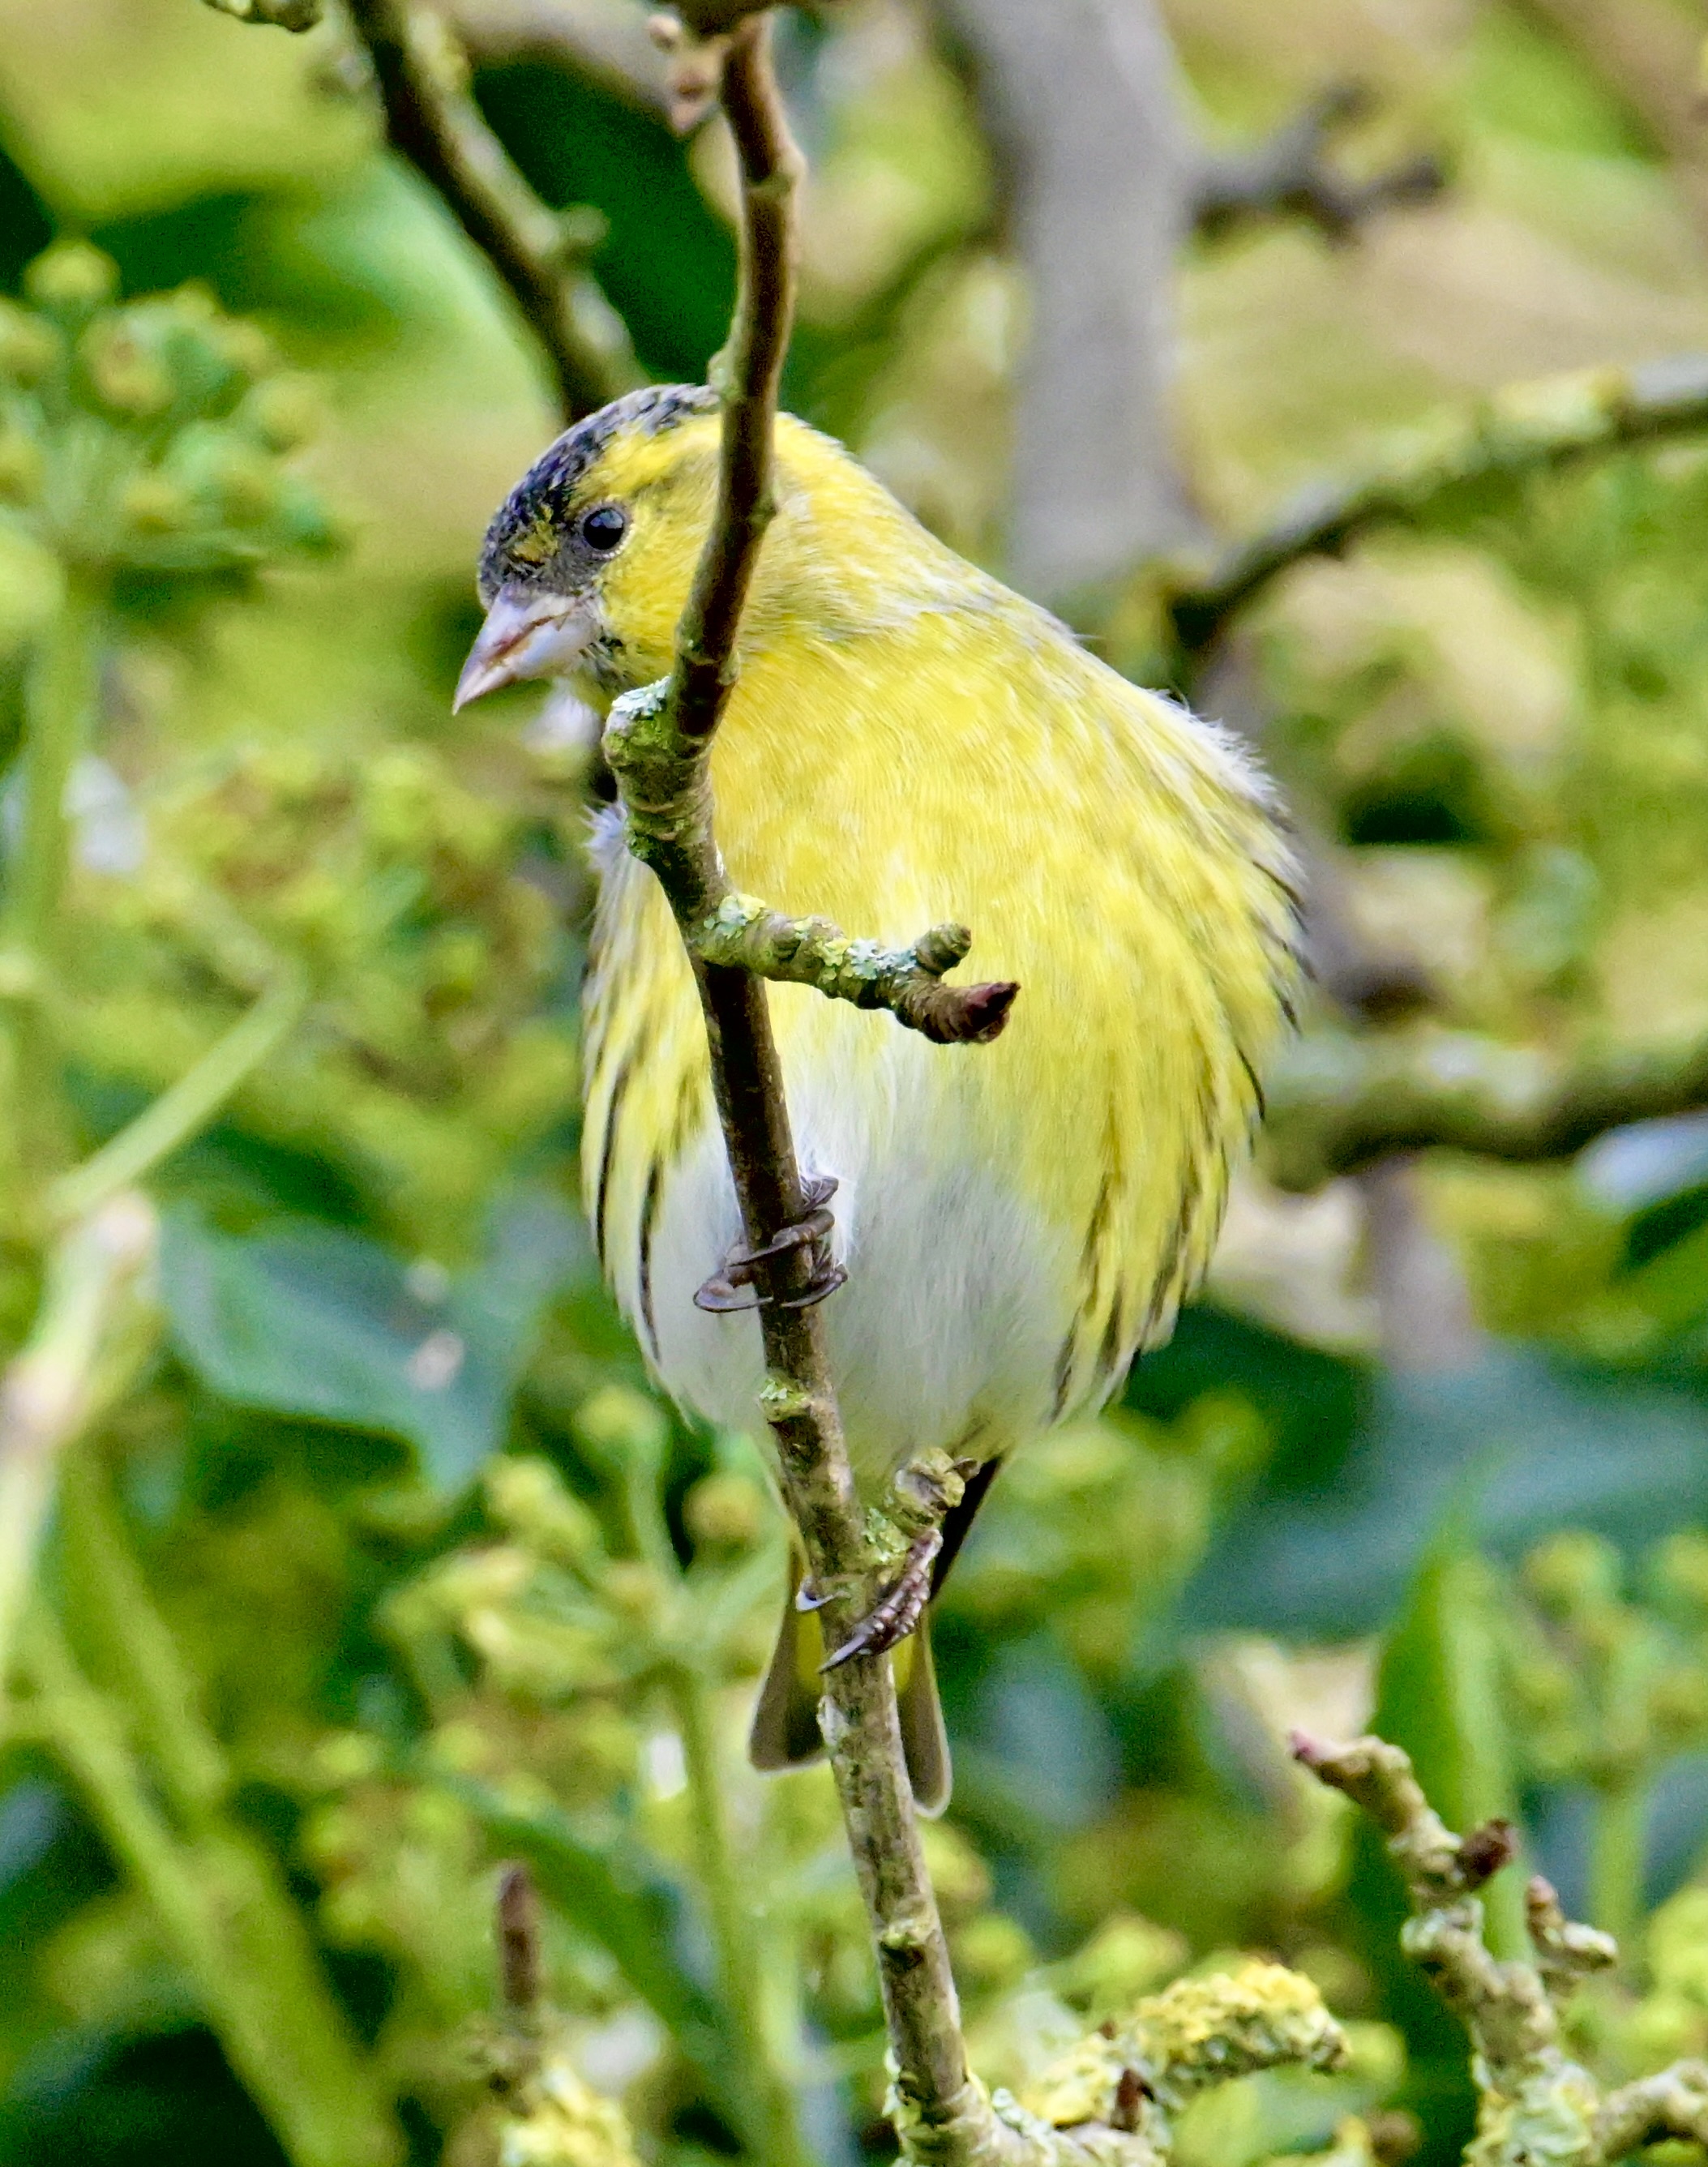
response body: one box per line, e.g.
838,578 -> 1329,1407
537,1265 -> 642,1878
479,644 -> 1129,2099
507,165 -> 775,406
453,587 -> 600,711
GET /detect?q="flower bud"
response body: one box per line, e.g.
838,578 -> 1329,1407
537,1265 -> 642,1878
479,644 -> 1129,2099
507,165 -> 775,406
24,241 -> 119,314
683,1470 -> 767,1550
81,320 -> 173,416
573,1385 -> 668,1465
243,373 -> 320,452
118,471 -> 195,534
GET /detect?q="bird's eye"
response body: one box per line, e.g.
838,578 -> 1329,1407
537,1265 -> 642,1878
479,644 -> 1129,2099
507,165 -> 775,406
579,504 -> 628,554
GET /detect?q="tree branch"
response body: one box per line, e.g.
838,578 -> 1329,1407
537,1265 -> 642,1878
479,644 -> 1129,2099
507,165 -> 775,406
1166,354 -> 1708,660
1261,1019 -> 1708,1191
598,17 -> 1000,2153
935,0 -> 1208,602
342,0 -> 636,421
1191,84 -> 1444,246
1292,1732 -> 1708,2167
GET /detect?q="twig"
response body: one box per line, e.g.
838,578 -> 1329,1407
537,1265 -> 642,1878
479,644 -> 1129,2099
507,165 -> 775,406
1261,1020 -> 1708,1191
342,0 -> 636,420
497,1861 -> 543,2016
1192,84 -> 1443,246
1292,1732 -> 1708,2167
1165,355 -> 1708,659
665,884 -> 1017,1044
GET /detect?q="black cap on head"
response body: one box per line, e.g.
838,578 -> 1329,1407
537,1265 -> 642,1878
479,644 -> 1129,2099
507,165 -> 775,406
477,383 -> 719,603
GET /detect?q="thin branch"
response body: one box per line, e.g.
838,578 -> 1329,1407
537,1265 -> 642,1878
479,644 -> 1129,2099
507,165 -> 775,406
596,14 -> 1022,2161
600,10 -> 982,2148
496,1863 -> 543,2018
1166,354 -> 1708,658
343,0 -> 636,421
692,897 -> 1017,1043
1292,1732 -> 1708,2167
1261,1020 -> 1708,1192
1192,84 -> 1444,246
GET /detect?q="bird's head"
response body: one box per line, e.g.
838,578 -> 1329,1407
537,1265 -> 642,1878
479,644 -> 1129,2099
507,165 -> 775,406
455,383 -> 952,713
456,384 -> 725,711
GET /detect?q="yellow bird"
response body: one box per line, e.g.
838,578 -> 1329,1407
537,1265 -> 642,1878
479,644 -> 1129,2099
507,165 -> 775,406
456,385 -> 1303,1813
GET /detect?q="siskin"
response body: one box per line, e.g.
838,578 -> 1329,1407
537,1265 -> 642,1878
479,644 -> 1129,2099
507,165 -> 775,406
456,386 -> 1303,1811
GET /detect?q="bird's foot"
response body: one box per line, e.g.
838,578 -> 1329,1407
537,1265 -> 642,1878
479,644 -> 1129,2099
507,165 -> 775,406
694,1174 -> 847,1314
820,1527 -> 943,1671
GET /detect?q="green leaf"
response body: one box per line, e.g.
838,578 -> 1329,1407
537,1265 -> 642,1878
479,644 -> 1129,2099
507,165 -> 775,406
161,1191 -> 586,1489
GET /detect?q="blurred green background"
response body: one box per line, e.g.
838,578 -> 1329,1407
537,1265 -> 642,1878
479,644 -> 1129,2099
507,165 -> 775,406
7,2 -> 1708,2164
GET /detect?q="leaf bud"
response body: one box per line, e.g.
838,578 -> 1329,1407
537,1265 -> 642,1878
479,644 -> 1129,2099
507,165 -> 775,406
24,240 -> 119,315
1522,1531 -> 1622,1621
118,471 -> 196,533
80,319 -> 173,417
242,373 -> 320,452
683,1470 -> 766,1550
572,1385 -> 668,1467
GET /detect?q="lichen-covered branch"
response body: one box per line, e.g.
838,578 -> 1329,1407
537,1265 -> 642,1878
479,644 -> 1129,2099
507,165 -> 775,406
1261,1020 -> 1708,1192
1006,1963 -> 1347,2167
608,687 -> 1017,1047
691,894 -> 1017,1044
599,13 -> 986,2161
1192,84 -> 1443,246
1166,355 -> 1708,658
342,0 -> 635,421
1293,1732 -> 1708,2167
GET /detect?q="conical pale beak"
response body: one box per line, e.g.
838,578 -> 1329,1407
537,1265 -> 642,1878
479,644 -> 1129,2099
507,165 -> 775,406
453,588 -> 599,711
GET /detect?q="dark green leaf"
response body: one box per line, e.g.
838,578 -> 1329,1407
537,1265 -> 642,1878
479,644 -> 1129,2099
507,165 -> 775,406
162,1192 -> 587,1489
1179,1345 -> 1708,1642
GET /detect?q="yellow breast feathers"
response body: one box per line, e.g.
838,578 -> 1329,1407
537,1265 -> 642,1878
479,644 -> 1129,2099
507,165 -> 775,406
581,415 -> 1302,1436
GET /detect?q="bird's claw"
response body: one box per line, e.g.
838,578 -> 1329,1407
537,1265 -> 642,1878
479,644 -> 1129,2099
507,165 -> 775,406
820,1528 -> 943,1671
695,1175 -> 847,1313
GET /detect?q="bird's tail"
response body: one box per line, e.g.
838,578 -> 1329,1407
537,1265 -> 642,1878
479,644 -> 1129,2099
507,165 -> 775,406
747,1563 -> 950,1817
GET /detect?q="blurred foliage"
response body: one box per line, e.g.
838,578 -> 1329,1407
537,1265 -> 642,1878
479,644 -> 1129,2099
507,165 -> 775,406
5,2 -> 1708,2165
